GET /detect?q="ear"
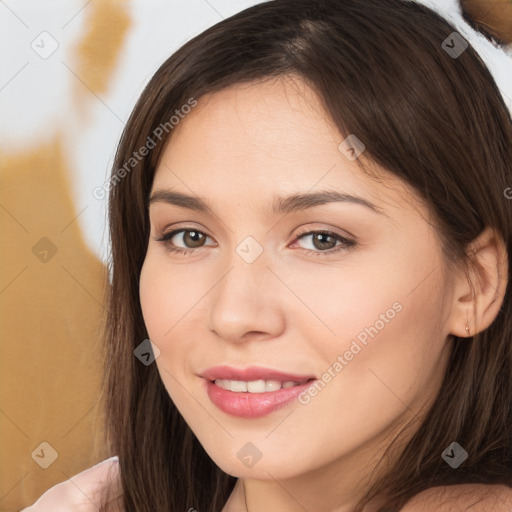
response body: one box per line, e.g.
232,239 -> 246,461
448,226 -> 508,338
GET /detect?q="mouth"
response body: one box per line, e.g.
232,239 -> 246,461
211,378 -> 314,392
200,365 -> 316,383
200,366 -> 317,418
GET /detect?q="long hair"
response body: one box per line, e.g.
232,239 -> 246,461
100,1 -> 512,510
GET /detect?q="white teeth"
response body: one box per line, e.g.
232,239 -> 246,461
247,380 -> 266,393
230,380 -> 248,392
265,380 -> 282,391
215,379 -> 232,391
214,379 -> 301,392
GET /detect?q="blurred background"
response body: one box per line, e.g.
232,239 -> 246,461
0,0 -> 510,510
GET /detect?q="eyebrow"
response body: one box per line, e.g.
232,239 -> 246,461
148,189 -> 385,216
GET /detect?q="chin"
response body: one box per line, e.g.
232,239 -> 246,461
203,445 -> 309,481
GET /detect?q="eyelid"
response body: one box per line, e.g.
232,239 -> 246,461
153,222 -> 356,255
155,222 -> 353,242
294,223 -> 355,240
154,222 -> 213,240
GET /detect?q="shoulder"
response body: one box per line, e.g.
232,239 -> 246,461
400,484 -> 512,512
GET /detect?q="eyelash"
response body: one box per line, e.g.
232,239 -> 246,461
152,227 -> 356,257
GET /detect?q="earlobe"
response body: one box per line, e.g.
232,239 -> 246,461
449,226 -> 508,339
464,317 -> 470,336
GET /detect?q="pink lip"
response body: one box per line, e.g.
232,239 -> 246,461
201,365 -> 316,382
200,365 -> 317,418
204,379 -> 316,418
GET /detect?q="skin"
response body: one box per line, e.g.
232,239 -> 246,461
139,75 -> 508,512
21,457 -> 123,511
400,484 -> 512,512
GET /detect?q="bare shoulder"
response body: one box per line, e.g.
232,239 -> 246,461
400,484 -> 512,512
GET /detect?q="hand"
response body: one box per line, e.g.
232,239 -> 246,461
21,456 -> 123,512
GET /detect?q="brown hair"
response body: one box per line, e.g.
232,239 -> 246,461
101,0 -> 512,510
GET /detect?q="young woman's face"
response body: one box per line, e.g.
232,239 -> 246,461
139,76 -> 457,484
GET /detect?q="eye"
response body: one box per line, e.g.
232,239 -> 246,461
292,229 -> 356,256
152,227 -> 356,256
153,228 -> 214,255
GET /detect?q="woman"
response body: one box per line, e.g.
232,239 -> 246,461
23,0 -> 512,510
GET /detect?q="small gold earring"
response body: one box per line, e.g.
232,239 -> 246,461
465,320 -> 470,336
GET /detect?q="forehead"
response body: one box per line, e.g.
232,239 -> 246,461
152,76 -> 423,219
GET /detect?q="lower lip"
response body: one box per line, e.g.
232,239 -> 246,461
204,379 -> 316,418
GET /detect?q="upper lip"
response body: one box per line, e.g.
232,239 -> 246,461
201,365 -> 316,383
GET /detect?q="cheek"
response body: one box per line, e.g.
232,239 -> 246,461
287,262 -> 406,363
139,257 -> 197,403
314,269 -> 449,422
304,246 -> 447,376
139,253 -> 215,397
139,254 -> 200,338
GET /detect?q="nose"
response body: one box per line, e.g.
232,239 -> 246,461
207,248 -> 285,344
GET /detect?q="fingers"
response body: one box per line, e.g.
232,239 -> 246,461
24,456 -> 124,511
22,457 -> 124,512
69,456 -> 123,508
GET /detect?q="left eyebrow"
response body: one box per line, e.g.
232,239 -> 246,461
148,189 -> 385,216
271,190 -> 384,216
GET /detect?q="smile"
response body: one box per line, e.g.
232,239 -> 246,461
204,377 -> 316,418
213,379 -> 309,392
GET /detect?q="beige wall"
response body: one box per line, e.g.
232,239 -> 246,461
0,3 -> 131,509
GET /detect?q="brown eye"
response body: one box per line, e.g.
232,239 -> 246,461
310,232 -> 338,250
297,231 -> 354,252
154,228 -> 213,253
293,230 -> 356,257
179,230 -> 207,248
153,227 -> 356,257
